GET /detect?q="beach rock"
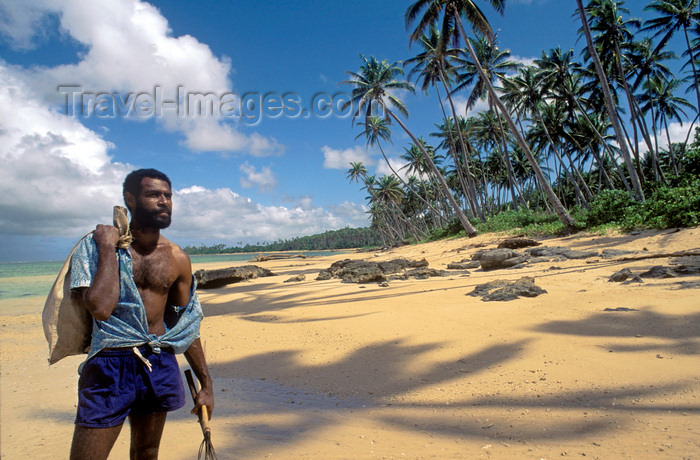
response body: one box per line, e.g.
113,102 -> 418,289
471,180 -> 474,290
676,281 -> 700,289
603,307 -> 638,312
525,246 -> 599,260
318,258 -> 443,283
623,275 -> 644,284
475,248 -> 529,271
640,266 -> 678,278
467,276 -> 547,302
195,265 -> 276,289
378,258 -> 428,274
609,268 -> 633,282
326,259 -> 354,276
672,256 -> 700,275
338,261 -> 386,283
447,260 -> 481,270
497,237 -> 541,249
601,249 -> 634,259
284,274 -> 306,283
405,267 -> 448,280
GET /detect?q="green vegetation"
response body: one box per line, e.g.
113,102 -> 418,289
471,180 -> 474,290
338,0 -> 699,246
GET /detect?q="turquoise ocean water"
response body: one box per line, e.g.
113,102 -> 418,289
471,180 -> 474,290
0,251 -> 348,303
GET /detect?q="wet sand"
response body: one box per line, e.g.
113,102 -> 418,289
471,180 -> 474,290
1,228 -> 699,459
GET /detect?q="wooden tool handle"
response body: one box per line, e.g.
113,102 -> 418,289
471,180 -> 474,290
185,369 -> 211,433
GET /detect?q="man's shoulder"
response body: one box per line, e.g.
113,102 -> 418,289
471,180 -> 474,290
161,237 -> 191,267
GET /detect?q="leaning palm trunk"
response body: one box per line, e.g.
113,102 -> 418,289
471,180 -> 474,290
533,109 -> 589,208
387,109 -> 478,237
435,86 -> 479,217
452,13 -> 577,233
575,0 -> 644,203
438,68 -> 484,219
376,140 -> 448,226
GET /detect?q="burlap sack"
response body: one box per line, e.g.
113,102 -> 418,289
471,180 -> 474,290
42,206 -> 132,364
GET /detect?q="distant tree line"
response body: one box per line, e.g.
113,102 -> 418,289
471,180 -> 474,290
182,227 -> 383,255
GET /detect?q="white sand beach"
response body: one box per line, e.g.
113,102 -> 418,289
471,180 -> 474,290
1,228 -> 699,459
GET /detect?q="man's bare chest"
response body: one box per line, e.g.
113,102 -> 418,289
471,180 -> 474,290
131,251 -> 178,293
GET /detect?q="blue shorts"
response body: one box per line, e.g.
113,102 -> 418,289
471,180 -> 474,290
75,347 -> 186,428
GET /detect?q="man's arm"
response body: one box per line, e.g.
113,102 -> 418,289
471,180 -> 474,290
171,246 -> 214,418
82,225 -> 121,321
184,338 -> 214,419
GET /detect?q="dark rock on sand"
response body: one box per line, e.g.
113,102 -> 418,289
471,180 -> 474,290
195,265 -> 276,289
474,248 -> 529,271
446,260 -> 481,270
609,268 -> 633,282
672,256 -> 700,275
601,249 -> 634,259
337,261 -> 386,283
525,246 -> 599,260
623,275 -> 644,284
497,237 -> 541,249
284,274 -> 306,283
405,267 -> 448,280
468,276 -> 547,302
603,307 -> 638,312
640,266 -> 678,278
318,258 -> 447,283
675,281 -> 700,289
378,258 -> 429,273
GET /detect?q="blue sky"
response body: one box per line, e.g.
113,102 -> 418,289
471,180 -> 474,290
0,0 -> 694,262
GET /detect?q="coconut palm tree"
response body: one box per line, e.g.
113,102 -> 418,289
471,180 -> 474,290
534,47 -> 632,192
406,0 -> 578,233
627,37 -> 676,92
470,109 -> 525,210
363,174 -> 399,245
642,0 -> 700,109
342,55 -> 478,236
575,0 -> 645,202
346,161 -> 369,185
582,0 -> 656,181
404,26 -> 483,218
638,75 -> 695,174
356,116 -> 447,224
346,162 -> 391,245
375,174 -> 426,241
451,34 -> 520,110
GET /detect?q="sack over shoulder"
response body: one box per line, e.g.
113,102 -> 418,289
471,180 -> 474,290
42,238 -> 92,365
42,206 -> 131,365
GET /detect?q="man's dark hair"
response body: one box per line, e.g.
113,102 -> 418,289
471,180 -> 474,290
123,168 -> 172,208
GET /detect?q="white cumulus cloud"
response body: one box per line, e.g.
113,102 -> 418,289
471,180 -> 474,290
375,156 -> 409,180
239,162 -> 277,193
322,145 -> 376,170
1,0 -> 282,156
0,64 -> 129,236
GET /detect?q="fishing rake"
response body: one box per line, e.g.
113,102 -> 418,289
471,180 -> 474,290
185,369 -> 218,460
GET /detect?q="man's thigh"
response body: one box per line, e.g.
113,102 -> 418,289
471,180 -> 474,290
129,411 -> 168,460
70,423 -> 124,460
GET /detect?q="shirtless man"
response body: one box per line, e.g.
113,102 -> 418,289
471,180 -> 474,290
69,169 -> 213,460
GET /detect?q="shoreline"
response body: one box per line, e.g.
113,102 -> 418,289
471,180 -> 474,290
2,227 -> 699,459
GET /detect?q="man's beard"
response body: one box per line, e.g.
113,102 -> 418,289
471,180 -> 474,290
133,204 -> 171,229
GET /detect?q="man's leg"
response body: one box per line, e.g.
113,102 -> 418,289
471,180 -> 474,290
70,424 -> 124,460
129,411 -> 167,460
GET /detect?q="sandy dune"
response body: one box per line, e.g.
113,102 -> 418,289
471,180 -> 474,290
1,228 -> 699,459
